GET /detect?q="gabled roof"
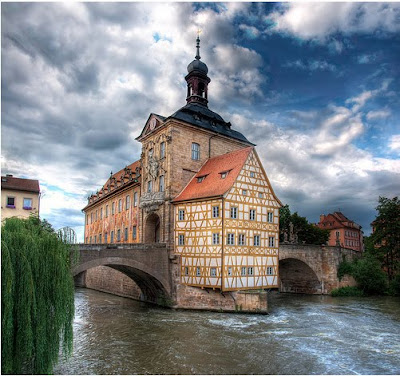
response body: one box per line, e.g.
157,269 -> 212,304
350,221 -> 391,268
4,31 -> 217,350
135,113 -> 166,140
1,175 -> 40,193
173,147 -> 253,203
318,211 -> 361,230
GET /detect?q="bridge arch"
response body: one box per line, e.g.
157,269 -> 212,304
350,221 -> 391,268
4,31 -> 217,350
72,256 -> 171,305
279,257 -> 322,294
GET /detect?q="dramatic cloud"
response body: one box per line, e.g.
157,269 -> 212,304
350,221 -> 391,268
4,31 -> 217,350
267,3 -> 400,41
1,3 -> 399,240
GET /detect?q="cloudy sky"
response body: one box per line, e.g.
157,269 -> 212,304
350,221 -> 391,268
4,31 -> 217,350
2,2 -> 399,241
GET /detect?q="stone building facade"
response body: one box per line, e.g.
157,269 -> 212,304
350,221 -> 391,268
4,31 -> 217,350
82,37 -> 281,311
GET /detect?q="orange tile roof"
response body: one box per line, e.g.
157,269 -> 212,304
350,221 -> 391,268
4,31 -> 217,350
1,175 -> 40,193
173,147 -> 253,203
102,160 -> 141,190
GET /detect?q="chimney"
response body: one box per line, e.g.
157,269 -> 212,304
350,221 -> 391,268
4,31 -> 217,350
6,174 -> 13,177
319,214 -> 325,223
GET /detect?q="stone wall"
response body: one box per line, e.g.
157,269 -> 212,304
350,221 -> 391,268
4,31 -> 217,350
175,284 -> 268,313
84,266 -> 142,300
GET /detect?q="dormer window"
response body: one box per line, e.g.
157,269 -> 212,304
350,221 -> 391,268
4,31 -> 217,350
219,170 -> 231,179
197,174 -> 207,183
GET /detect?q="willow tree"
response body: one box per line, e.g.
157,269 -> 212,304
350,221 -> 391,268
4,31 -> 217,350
1,217 -> 75,374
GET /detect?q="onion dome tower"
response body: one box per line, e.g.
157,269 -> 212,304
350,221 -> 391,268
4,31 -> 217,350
185,35 -> 211,107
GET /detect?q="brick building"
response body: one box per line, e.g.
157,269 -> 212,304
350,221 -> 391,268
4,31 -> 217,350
317,211 -> 363,252
83,36 -> 281,294
1,174 -> 40,221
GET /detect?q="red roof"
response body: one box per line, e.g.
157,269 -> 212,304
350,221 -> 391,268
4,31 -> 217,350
173,147 -> 253,203
102,160 -> 140,190
1,175 -> 40,193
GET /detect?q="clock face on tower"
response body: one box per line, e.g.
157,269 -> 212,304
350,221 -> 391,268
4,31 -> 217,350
149,118 -> 157,130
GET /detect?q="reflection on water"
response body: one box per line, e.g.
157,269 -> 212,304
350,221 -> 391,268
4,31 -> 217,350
55,289 -> 400,375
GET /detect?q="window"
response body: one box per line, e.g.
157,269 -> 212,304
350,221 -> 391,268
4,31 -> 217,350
227,233 -> 235,245
238,234 -> 246,246
132,226 -> 137,240
250,171 -> 255,178
86,237 -> 88,244
23,198 -> 32,209
269,236 -> 275,247
191,142 -> 200,160
134,192 -> 138,207
241,267 -> 246,276
213,233 -> 220,245
94,235 -> 97,244
126,195 -> 130,210
100,208 -> 103,219
254,235 -> 260,246
250,209 -> 256,221
178,234 -> 185,245
210,267 -> 217,277
242,189 -> 247,195
230,206 -> 237,219
99,234 -> 102,243
91,213 -> 93,224
212,206 -> 219,218
95,210 -> 98,221
248,267 -> 254,276
124,227 -> 128,241
112,202 -> 115,215
220,170 -> 230,179
178,209 -> 185,221
160,141 -> 165,159
7,197 -> 15,207
159,175 -> 165,192
196,267 -> 201,277
90,236 -> 92,244
267,212 -> 273,223
197,175 -> 207,183
228,267 -> 232,276
184,267 -> 189,276
105,232 -> 108,243
258,192 -> 263,199
267,267 -> 273,275
147,180 -> 152,193
106,205 -> 109,217
118,199 -> 122,212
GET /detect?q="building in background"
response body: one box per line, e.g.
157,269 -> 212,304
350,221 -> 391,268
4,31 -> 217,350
82,36 -> 281,294
317,211 -> 363,252
1,174 -> 40,220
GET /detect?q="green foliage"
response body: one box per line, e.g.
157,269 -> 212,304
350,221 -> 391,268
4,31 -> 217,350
337,258 -> 354,281
388,274 -> 400,296
352,255 -> 388,295
370,196 -> 400,281
1,217 -> 74,374
279,205 -> 330,245
331,286 -> 364,297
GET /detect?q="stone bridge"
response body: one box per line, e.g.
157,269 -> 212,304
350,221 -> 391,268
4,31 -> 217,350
72,243 -> 171,304
279,244 -> 360,294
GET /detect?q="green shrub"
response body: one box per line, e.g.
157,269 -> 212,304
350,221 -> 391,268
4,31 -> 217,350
352,256 -> 388,295
388,274 -> 400,296
337,258 -> 354,281
331,286 -> 364,297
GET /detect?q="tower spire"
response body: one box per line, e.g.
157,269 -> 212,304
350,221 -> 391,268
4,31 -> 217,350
195,31 -> 201,60
185,34 -> 210,107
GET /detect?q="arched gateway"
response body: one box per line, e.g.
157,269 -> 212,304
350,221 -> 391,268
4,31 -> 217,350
145,213 -> 161,243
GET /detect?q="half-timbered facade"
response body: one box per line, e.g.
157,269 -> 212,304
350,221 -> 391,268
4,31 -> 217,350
173,147 -> 281,291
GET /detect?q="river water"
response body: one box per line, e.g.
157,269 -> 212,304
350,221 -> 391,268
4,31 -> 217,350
55,288 -> 400,375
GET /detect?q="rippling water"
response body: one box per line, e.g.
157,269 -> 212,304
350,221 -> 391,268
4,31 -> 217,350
55,288 -> 400,375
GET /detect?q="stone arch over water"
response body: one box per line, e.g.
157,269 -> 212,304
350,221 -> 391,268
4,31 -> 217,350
279,258 -> 322,294
73,257 -> 171,305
